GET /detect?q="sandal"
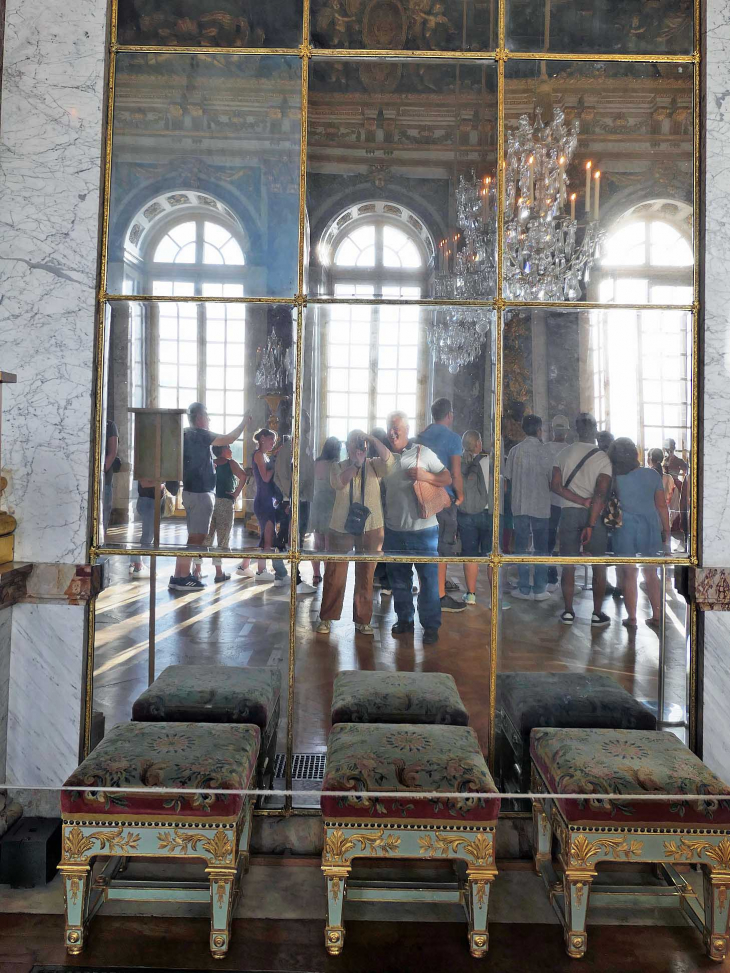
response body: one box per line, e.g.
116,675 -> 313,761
622,618 -> 638,630
645,617 -> 661,630
559,610 -> 575,625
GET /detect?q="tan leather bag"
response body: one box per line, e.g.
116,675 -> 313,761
412,445 -> 451,520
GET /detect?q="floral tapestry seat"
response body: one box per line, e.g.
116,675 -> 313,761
497,672 -> 656,794
531,726 -> 730,827
331,670 -> 469,726
530,727 -> 730,961
59,721 -> 260,959
132,665 -> 280,789
321,722 -> 500,960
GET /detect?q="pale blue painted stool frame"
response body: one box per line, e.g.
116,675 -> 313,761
531,764 -> 730,961
321,819 -> 498,958
59,797 -> 253,959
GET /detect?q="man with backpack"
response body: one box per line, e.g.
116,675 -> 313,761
550,412 -> 613,626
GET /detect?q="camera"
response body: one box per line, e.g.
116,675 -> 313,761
355,437 -> 367,451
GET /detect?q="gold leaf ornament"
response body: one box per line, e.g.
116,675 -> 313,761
64,826 -> 94,862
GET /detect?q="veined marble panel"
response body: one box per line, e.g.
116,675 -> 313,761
702,612 -> 730,783
0,608 -> 12,783
0,0 -> 107,564
6,604 -> 85,787
703,0 -> 730,565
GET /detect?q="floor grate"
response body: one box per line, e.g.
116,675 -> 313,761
273,752 -> 326,780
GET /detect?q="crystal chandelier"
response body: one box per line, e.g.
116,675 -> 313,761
429,170 -> 497,373
504,108 -> 601,302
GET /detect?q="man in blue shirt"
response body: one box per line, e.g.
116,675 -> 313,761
416,397 -> 466,613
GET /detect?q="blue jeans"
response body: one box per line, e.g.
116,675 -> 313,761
383,526 -> 441,630
513,514 -> 549,595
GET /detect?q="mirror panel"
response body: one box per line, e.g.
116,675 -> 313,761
496,562 -> 690,807
107,53 -> 302,300
502,61 -> 693,305
307,57 -> 498,300
499,307 -> 692,560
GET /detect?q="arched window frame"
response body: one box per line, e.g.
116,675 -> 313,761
588,202 -> 693,461
132,211 -> 250,480
316,211 -> 434,442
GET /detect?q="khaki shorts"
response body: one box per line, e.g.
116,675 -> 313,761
558,505 -> 608,557
182,489 -> 215,536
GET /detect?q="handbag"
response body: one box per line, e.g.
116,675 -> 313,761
412,445 -> 451,520
602,477 -> 623,529
343,462 -> 371,535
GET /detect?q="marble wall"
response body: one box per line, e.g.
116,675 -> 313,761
701,613 -> 730,781
0,0 -> 107,564
6,605 -> 86,787
700,0 -> 730,783
702,0 -> 730,567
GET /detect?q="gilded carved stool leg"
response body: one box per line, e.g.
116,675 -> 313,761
60,864 -> 91,954
532,796 -> 552,874
561,864 -> 595,959
323,865 -> 350,956
208,868 -> 237,959
702,867 -> 730,961
466,867 -> 497,958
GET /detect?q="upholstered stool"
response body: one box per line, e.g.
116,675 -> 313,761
530,727 -> 730,960
331,670 -> 469,726
321,722 -> 500,958
497,672 -> 656,794
59,721 -> 260,959
132,665 -> 280,789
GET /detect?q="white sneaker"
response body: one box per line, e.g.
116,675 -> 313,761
236,565 -> 255,578
255,570 -> 275,582
316,618 -> 331,634
274,577 -> 289,587
355,623 -> 374,636
533,591 -> 552,602
130,566 -> 150,579
511,590 -> 534,601
297,581 -> 317,594
546,582 -> 559,593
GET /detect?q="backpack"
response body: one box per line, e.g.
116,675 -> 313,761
461,455 -> 489,515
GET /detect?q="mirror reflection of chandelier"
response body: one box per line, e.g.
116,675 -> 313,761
429,171 -> 497,373
504,108 -> 601,302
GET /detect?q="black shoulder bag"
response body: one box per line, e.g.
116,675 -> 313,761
563,447 -> 600,491
343,462 -> 371,535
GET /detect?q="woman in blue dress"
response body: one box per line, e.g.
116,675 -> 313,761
251,427 -> 288,583
609,437 -> 671,630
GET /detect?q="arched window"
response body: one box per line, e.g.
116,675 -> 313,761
144,214 -> 248,458
590,201 -> 692,457
320,208 -> 431,440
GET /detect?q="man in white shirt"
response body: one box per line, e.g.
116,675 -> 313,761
382,411 -> 452,645
550,413 -> 612,627
543,414 -> 571,591
503,414 -> 554,600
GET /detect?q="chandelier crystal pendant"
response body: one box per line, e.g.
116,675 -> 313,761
504,108 -> 602,302
429,170 -> 497,373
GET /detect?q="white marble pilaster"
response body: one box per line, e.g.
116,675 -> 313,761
0,0 -> 107,564
0,608 -> 12,782
703,0 -> 730,565
5,604 -> 85,787
702,613 -> 730,782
